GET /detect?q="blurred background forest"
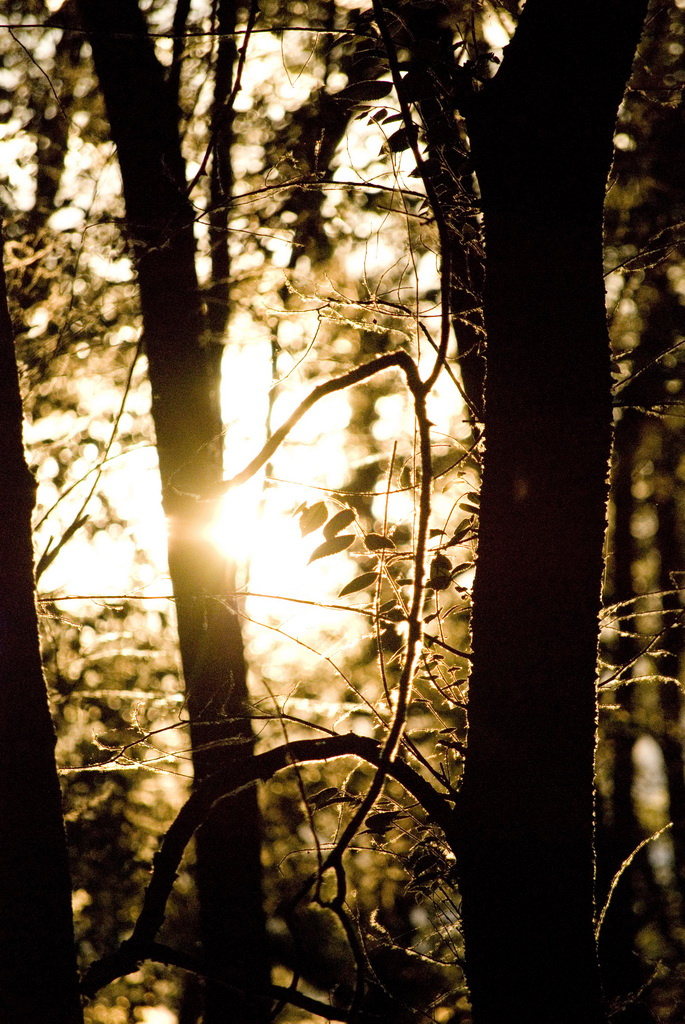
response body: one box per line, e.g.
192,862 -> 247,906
1,1 -> 685,1021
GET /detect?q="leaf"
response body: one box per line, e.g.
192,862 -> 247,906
463,491 -> 480,505
339,571 -> 378,597
428,555 -> 452,590
308,534 -> 354,564
337,79 -> 394,103
310,786 -> 342,810
323,508 -> 356,541
365,533 -> 395,551
386,126 -> 417,153
458,503 -> 480,516
431,553 -> 452,576
365,810 -> 398,836
427,575 -> 452,591
446,524 -> 472,547
409,156 -> 439,179
451,560 -> 474,576
299,501 -> 328,536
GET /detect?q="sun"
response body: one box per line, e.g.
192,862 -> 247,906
205,477 -> 312,597
206,479 -> 266,567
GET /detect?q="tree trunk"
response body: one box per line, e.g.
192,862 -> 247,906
75,3 -> 269,1019
0,224 -> 82,1023
457,3 -> 648,1020
596,410 -> 648,1021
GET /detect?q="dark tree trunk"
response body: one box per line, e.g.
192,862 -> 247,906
75,3 -> 269,1019
457,3 -> 648,1020
0,225 -> 82,1023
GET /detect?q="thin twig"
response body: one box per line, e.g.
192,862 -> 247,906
595,823 -> 673,941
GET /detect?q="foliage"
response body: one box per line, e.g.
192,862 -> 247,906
1,1 -> 684,1022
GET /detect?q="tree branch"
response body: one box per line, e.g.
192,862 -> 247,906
198,350 -> 423,498
81,733 -> 455,997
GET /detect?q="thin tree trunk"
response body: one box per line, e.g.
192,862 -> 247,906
596,410 -> 649,1021
75,3 -> 269,1019
0,223 -> 82,1023
654,434 -> 685,906
457,3 -> 648,1020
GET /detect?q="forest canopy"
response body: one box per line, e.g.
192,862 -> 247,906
1,2 -> 684,1023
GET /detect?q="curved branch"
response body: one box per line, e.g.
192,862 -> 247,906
199,350 -> 423,498
94,940 -> 353,1022
81,733 -> 455,997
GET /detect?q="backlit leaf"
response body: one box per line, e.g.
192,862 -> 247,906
337,80 -> 393,103
299,501 -> 328,536
366,811 -> 398,835
339,571 -> 378,597
451,561 -> 474,576
431,553 -> 452,576
427,575 -> 452,591
324,508 -> 356,540
310,786 -> 343,810
386,126 -> 416,153
446,524 -> 472,547
365,533 -> 395,551
308,534 -> 354,564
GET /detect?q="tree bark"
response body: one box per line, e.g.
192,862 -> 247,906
457,3 -> 648,1020
75,3 -> 269,1019
0,224 -> 82,1023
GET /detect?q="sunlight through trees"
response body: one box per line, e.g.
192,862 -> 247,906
1,2 -> 684,1022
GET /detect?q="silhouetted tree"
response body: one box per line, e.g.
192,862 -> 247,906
457,3 -> 648,1019
0,224 -> 82,1023
75,1 -> 268,1019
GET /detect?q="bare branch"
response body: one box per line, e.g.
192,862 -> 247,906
197,350 -> 423,498
81,733 -> 455,997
